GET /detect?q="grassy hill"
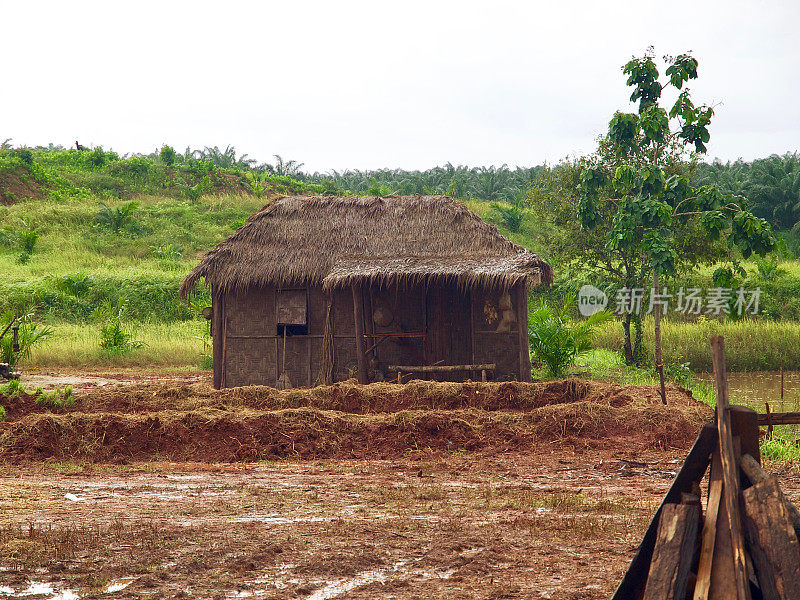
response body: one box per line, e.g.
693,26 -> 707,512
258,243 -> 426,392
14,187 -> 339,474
3,144 -> 800,371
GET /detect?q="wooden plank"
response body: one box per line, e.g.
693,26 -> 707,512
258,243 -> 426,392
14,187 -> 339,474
710,482 -> 739,600
387,363 -> 496,373
757,412 -> 800,426
643,503 -> 701,600
730,406 -> 760,465
515,282 -> 532,383
362,332 -> 426,338
352,285 -> 369,384
741,454 -> 800,538
710,334 -> 751,600
611,423 -> 717,600
694,451 -> 724,600
741,477 -> 800,600
276,289 -> 307,325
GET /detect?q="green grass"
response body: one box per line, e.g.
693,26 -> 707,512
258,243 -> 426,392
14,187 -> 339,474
27,321 -> 207,368
592,317 -> 800,372
0,193 -> 269,321
558,348 -> 717,406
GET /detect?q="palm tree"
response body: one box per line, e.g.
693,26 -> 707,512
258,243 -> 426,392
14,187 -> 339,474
472,165 -> 510,202
272,155 -> 305,177
743,153 -> 800,229
200,145 -> 256,170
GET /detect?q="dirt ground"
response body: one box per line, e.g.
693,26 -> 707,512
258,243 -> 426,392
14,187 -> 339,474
0,373 -> 768,598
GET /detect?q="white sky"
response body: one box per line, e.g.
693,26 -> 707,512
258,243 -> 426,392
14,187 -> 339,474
2,0 -> 798,172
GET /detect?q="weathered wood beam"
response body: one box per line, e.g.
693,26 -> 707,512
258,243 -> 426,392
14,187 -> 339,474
694,451 -> 724,600
643,503 -> 701,600
351,285 -> 369,385
710,335 -> 751,600
742,477 -> 800,600
757,412 -> 800,426
741,453 -> 800,539
388,363 -> 496,373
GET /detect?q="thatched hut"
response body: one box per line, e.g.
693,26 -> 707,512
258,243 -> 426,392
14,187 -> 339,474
181,195 -> 552,389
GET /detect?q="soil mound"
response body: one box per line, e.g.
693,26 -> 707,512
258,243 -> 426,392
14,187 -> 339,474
0,166 -> 44,204
0,379 -> 711,462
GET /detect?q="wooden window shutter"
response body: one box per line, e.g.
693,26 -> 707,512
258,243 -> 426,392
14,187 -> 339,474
276,289 -> 307,325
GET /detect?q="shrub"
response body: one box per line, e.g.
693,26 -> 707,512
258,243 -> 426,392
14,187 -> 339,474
151,244 -> 183,261
88,147 -> 107,168
753,255 -> 787,281
247,172 -> 267,198
159,145 -> 177,166
13,148 -> 33,166
175,176 -> 209,203
0,405 -> 5,421
0,312 -> 52,367
18,227 -> 38,254
3,218 -> 38,262
108,157 -> 150,181
529,298 -> 612,378
56,272 -> 93,297
0,378 -> 24,397
97,303 -> 143,354
490,196 -> 527,232
35,385 -> 75,408
95,201 -> 139,234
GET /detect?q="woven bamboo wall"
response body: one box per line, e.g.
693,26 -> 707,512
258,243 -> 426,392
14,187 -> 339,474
216,282 -> 526,388
221,287 -> 274,387
471,287 -> 522,380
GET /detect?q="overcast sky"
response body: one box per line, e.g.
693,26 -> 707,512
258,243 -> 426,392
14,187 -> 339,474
3,0 -> 798,172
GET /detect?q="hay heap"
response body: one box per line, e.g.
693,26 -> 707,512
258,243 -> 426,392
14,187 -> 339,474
179,195 -> 553,298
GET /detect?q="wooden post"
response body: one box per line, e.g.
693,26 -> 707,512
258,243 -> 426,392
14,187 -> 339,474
643,503 -> 701,600
694,451 -> 724,600
352,285 -> 369,385
212,290 -> 223,389
730,406 -> 760,466
515,282 -> 532,383
741,477 -> 800,599
710,335 -> 751,600
653,272 -> 667,404
221,311 -> 228,389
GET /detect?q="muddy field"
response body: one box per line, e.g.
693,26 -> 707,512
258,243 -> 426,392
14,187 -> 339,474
0,375 -> 761,598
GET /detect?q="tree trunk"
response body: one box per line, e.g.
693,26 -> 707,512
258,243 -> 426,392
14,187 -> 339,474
623,313 -> 634,365
633,312 -> 644,365
653,271 -> 667,404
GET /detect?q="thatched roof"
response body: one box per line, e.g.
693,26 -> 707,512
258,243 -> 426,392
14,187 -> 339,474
180,195 -> 553,298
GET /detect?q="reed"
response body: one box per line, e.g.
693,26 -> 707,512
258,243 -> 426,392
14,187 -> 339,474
592,317 -> 800,372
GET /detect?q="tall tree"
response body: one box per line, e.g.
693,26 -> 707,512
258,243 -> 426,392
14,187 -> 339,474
578,49 -> 776,392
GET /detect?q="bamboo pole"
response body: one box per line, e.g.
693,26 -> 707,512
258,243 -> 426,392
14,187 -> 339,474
516,282 -> 532,383
352,285 -> 369,384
